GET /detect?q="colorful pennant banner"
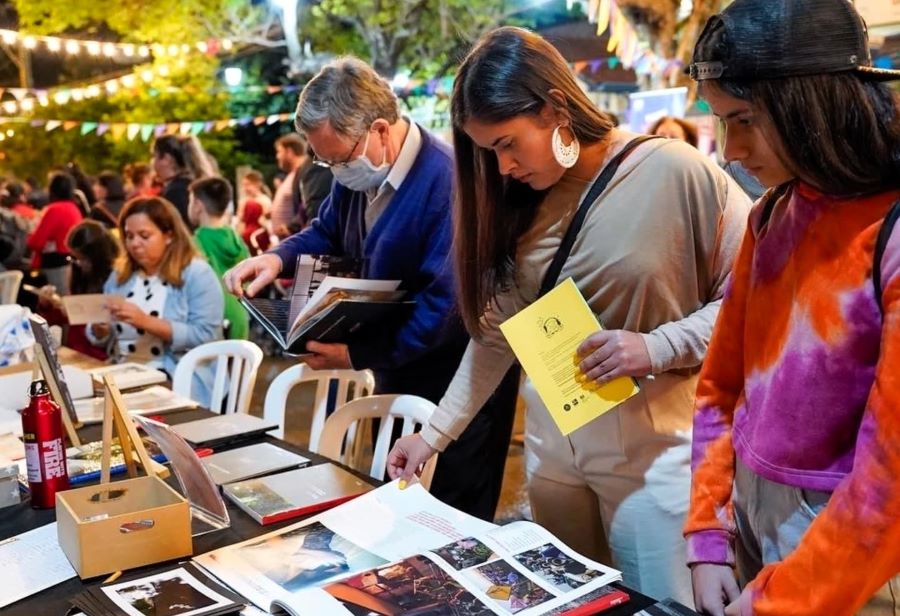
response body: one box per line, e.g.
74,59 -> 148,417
3,113 -> 295,141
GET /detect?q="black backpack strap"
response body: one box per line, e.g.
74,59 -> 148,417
538,135 -> 660,297
873,199 -> 900,315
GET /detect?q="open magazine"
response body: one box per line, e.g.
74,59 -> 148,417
240,255 -> 413,354
194,482 -> 624,616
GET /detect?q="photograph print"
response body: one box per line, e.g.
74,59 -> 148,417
326,555 -> 493,616
102,567 -> 234,616
464,560 -> 553,614
513,543 -> 603,592
235,520 -> 387,591
433,537 -> 498,571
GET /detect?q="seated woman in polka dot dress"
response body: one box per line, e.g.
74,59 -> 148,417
88,196 -> 224,407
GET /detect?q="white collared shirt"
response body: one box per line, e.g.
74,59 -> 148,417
364,119 -> 422,233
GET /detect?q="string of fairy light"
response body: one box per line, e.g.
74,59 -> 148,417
0,28 -> 238,115
0,29 -> 233,59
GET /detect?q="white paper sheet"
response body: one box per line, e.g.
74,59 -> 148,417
61,294 -> 122,325
0,365 -> 94,416
0,523 -> 77,608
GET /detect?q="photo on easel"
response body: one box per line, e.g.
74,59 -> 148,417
28,314 -> 81,446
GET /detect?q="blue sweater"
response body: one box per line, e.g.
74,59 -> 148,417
272,127 -> 466,397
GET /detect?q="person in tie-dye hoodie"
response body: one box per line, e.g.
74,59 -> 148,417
684,1 -> 900,615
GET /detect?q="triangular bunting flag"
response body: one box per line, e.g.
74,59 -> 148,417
214,120 -> 230,131
110,123 -> 127,139
155,124 -> 167,137
80,122 -> 98,136
278,113 -> 291,122
595,0 -> 611,34
203,121 -> 214,132
141,124 -> 154,142
190,122 -> 204,135
63,121 -> 79,131
229,119 -> 240,127
46,121 -> 62,131
180,122 -> 192,135
127,123 -> 141,140
253,116 -> 267,126
97,123 -> 110,136
266,114 -> 280,125
30,120 -> 45,128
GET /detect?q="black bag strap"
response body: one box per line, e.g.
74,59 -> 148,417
873,199 -> 900,315
538,135 -> 659,297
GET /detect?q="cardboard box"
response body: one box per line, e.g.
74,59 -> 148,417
55,475 -> 192,578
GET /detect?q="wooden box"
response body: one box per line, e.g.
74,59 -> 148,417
55,475 -> 192,578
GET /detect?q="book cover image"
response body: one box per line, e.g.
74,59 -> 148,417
227,481 -> 294,519
233,520 -> 387,592
325,555 -> 493,616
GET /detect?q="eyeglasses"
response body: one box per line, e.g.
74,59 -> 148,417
312,134 -> 364,169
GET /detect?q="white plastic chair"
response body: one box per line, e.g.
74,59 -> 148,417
172,340 -> 263,414
0,270 -> 23,304
262,364 -> 374,452
317,394 -> 439,490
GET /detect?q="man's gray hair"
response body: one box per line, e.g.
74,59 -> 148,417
295,57 -> 400,139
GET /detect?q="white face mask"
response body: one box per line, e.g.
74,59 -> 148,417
331,130 -> 390,191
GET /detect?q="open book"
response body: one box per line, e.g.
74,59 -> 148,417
241,255 -> 412,354
194,481 -> 626,616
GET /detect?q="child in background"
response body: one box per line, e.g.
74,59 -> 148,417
685,0 -> 900,614
188,177 -> 250,340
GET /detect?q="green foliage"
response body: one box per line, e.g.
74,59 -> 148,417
1,56 -> 256,180
14,0 -> 261,43
304,0 -> 511,77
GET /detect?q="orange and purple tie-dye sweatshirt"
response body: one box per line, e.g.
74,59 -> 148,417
685,181 -> 900,616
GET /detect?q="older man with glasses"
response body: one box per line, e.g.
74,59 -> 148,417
224,56 -> 519,522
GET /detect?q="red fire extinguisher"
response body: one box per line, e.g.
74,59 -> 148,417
21,379 -> 69,508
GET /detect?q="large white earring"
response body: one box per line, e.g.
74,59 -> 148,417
552,125 -> 580,168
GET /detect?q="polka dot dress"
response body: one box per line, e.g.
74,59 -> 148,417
115,273 -> 168,367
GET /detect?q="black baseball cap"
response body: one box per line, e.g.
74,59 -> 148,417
688,0 -> 900,82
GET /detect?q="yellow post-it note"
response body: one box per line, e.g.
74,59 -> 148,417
499,277 -> 639,435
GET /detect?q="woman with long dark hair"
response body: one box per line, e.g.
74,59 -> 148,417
27,171 -> 83,293
90,171 -> 127,228
151,135 -> 217,227
388,26 -> 750,604
37,220 -> 119,360
684,1 -> 900,614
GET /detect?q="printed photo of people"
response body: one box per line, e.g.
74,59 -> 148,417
236,521 -> 386,592
513,543 -> 603,592
325,555 -> 493,616
433,537 -> 498,571
102,568 -> 231,616
463,560 -> 553,614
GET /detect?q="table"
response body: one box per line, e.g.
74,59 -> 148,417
0,408 -> 657,616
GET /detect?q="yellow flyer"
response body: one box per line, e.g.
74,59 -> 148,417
499,277 -> 639,435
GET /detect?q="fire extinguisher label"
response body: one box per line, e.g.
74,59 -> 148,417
24,443 -> 42,482
42,439 -> 66,480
